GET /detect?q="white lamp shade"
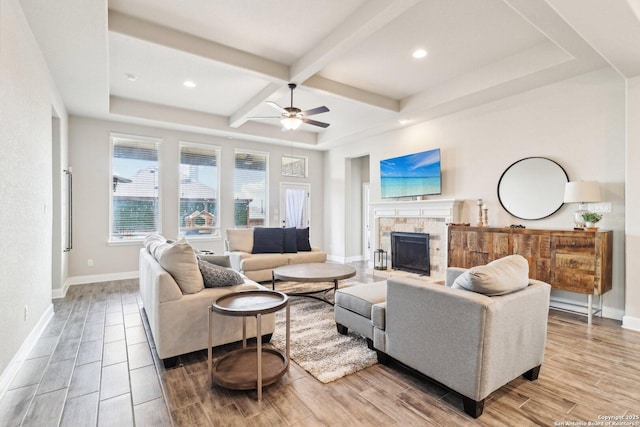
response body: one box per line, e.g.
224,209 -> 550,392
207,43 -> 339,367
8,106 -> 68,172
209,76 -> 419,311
563,181 -> 601,203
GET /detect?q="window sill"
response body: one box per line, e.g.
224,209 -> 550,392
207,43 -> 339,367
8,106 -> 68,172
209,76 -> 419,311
108,239 -> 145,247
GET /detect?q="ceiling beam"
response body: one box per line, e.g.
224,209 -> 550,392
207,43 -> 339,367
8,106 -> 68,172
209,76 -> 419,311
503,0 -> 607,64
110,96 -> 318,146
304,75 -> 399,112
108,10 -> 289,83
229,0 -> 416,128
290,0 -> 421,83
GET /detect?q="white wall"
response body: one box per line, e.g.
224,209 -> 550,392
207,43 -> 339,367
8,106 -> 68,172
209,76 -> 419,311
68,116 -> 324,282
325,68 -> 626,319
624,76 -> 640,330
0,0 -> 68,380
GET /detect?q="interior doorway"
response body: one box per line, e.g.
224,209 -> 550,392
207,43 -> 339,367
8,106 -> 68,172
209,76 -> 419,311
280,182 -> 310,228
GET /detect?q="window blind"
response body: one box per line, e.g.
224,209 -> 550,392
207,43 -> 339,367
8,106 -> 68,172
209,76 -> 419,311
179,143 -> 220,237
234,150 -> 268,227
110,134 -> 161,240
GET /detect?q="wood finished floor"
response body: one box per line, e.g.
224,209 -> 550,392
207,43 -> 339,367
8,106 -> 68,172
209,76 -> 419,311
1,266 -> 640,426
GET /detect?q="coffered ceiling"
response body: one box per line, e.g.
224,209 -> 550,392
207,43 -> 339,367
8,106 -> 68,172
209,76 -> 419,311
19,0 -> 640,150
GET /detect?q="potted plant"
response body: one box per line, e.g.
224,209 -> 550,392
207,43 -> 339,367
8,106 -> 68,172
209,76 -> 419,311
581,212 -> 602,230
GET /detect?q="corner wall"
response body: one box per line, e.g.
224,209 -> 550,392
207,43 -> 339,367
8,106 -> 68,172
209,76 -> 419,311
325,68 -> 626,319
623,76 -> 640,330
0,0 -> 68,382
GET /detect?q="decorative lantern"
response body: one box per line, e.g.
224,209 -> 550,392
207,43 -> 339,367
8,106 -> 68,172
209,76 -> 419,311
374,249 -> 388,271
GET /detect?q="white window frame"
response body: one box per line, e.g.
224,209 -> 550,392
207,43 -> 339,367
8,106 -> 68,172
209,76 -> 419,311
178,141 -> 221,240
109,132 -> 162,244
281,154 -> 308,178
234,148 -> 269,228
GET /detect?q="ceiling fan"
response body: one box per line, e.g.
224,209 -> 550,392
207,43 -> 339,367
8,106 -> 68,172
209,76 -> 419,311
249,83 -> 330,130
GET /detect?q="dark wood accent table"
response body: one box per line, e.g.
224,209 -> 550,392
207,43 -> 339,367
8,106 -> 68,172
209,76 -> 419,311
272,263 -> 357,305
208,290 -> 289,401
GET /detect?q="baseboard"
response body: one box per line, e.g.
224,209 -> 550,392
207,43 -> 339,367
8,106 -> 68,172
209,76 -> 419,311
0,303 -> 54,400
327,254 -> 347,263
56,271 -> 139,299
622,315 -> 640,331
345,255 -> 364,263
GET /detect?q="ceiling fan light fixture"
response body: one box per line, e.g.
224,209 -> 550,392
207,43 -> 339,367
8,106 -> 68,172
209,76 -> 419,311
281,116 -> 303,130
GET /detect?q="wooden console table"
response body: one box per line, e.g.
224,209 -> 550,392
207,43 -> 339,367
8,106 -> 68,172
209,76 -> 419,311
447,226 -> 612,324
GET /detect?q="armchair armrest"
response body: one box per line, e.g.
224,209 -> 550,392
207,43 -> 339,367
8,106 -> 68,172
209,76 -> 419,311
445,267 -> 467,287
227,251 -> 251,271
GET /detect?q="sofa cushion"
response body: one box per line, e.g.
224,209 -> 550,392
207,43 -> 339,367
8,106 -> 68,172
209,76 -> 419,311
335,281 -> 387,319
296,227 -> 312,251
283,227 -> 298,253
241,253 -> 289,272
226,229 -> 254,253
197,254 -> 232,268
451,254 -> 529,296
198,259 -> 244,287
252,227 -> 284,253
287,249 -> 327,264
154,237 -> 204,294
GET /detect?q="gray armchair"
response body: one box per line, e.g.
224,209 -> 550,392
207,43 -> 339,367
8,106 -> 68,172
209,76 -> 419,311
372,267 -> 551,418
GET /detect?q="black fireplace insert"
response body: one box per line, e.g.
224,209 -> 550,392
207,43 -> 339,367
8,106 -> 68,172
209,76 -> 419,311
391,232 -> 430,275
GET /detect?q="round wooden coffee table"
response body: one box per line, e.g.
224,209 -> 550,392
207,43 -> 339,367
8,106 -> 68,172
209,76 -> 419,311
271,263 -> 357,305
208,290 -> 289,401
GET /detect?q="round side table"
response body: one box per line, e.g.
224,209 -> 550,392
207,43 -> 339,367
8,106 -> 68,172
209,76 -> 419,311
208,290 -> 289,401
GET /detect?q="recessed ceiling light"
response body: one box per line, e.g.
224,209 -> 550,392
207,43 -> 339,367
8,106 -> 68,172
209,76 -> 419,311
125,73 -> 137,82
412,48 -> 427,59
183,80 -> 196,88
399,118 -> 414,125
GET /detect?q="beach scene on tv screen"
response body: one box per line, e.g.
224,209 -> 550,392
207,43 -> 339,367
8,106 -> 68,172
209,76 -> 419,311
380,149 -> 441,198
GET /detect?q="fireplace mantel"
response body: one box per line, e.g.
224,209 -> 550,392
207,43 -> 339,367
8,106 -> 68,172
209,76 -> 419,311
369,199 -> 463,279
370,198 -> 462,222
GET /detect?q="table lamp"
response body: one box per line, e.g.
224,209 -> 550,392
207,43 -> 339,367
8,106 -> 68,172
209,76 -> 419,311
563,181 -> 601,229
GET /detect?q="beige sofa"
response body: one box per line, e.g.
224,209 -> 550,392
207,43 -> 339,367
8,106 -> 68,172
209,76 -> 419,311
139,239 -> 276,367
226,228 -> 327,282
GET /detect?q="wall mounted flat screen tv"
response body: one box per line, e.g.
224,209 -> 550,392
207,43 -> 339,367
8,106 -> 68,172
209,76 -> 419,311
380,148 -> 441,198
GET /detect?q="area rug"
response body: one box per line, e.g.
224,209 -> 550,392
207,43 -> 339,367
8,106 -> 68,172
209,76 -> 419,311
270,283 -> 378,384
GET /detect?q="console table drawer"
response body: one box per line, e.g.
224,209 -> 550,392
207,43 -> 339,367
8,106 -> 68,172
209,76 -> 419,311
552,236 -> 595,255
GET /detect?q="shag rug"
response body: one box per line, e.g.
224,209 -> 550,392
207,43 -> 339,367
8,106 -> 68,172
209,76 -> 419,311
270,281 -> 378,384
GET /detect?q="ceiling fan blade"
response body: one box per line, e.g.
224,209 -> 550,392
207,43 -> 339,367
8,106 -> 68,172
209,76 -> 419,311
266,101 -> 287,114
302,106 -> 329,116
302,117 -> 330,128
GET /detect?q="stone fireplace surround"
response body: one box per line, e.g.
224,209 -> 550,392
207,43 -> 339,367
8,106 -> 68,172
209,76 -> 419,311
370,199 -> 462,281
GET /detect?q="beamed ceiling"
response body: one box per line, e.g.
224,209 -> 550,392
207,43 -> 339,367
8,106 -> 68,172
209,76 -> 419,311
19,0 -> 640,150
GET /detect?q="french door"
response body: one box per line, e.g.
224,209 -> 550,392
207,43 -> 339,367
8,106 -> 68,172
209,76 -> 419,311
280,183 -> 310,228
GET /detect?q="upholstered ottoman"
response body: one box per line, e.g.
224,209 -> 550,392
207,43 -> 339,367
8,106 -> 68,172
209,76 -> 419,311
334,281 -> 387,348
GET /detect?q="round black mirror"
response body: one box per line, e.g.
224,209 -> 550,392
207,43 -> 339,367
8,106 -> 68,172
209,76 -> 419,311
497,157 -> 568,220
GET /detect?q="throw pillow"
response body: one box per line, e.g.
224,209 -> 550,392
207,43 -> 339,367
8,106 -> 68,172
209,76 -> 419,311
197,254 -> 232,268
296,227 -> 312,251
252,227 -> 284,253
198,260 -> 244,288
226,229 -> 254,253
451,254 -> 529,296
154,237 -> 204,294
283,227 -> 298,253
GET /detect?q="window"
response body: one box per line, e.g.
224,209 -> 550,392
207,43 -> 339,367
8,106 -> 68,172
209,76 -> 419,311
179,142 -> 220,238
281,154 -> 308,177
234,150 -> 268,227
110,133 -> 161,241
